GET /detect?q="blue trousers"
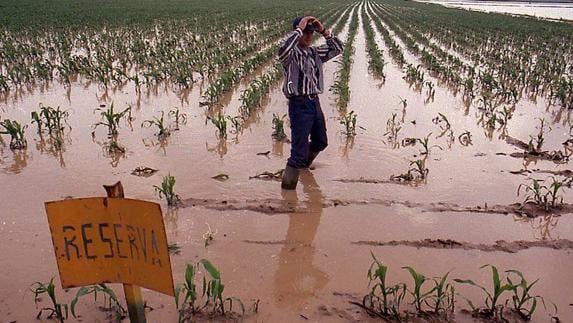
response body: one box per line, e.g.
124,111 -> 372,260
287,96 -> 328,169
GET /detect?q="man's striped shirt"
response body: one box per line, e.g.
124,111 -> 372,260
277,27 -> 343,98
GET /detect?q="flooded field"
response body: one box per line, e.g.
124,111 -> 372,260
1,0 -> 573,322
425,0 -> 573,21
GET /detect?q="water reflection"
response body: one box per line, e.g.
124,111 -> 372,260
164,207 -> 180,236
205,139 -> 228,158
3,149 -> 30,174
272,141 -> 285,157
274,170 -> 328,308
35,133 -> 71,168
515,214 -> 560,241
340,136 -> 355,159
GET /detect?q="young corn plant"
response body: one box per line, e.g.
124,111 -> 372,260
506,270 -> 543,321
416,133 -> 442,155
527,118 -> 550,154
93,103 -> 131,138
458,130 -> 472,146
31,104 -> 70,148
154,174 -> 181,207
410,159 -> 429,180
361,252 -> 406,320
517,177 -> 568,211
0,119 -> 27,149
200,259 -> 245,315
340,110 -> 359,138
428,272 -> 455,316
402,266 -> 435,313
70,284 -> 126,320
454,264 -> 514,320
142,111 -> 171,139
271,113 -> 287,141
31,278 -> 68,322
384,113 -> 402,147
169,107 -> 188,130
206,112 -> 227,139
175,263 -> 198,322
432,113 -> 451,131
31,104 -> 70,135
227,115 -> 243,136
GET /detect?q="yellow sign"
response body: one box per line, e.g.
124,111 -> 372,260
45,197 -> 175,296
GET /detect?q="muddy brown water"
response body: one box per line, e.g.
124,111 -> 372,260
1,4 -> 573,322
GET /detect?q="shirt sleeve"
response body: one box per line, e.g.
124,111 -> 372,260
317,33 -> 344,63
277,27 -> 303,66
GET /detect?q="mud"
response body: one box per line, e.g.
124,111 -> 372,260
182,193 -> 573,219
353,238 -> 573,253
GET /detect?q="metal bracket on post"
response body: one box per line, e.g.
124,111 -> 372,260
104,181 -> 147,323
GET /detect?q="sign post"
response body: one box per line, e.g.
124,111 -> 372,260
45,181 -> 174,323
104,182 -> 146,323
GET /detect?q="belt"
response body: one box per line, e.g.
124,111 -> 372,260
289,94 -> 319,100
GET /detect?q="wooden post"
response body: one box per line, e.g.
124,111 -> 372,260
104,181 -> 147,323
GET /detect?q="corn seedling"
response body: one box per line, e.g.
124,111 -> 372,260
362,6 -> 385,79
432,113 -> 451,130
454,264 -> 514,319
517,177 -> 568,211
506,270 -> 541,321
227,115 -> 243,135
206,112 -> 227,139
410,159 -> 429,180
402,266 -> 435,313
200,259 -> 245,315
176,259 -> 254,320
425,81 -> 436,98
458,130 -> 472,146
169,107 -> 188,129
31,104 -> 70,135
340,110 -> 359,138
399,96 -> 408,109
404,63 -> 425,84
93,103 -> 131,137
271,113 -> 287,141
416,133 -> 442,155
527,118 -> 550,154
497,106 -> 513,127
362,252 -> 406,319
384,113 -> 402,147
175,263 -> 199,322
142,111 -> 171,139
70,284 -> 126,320
154,173 -> 181,206
428,271 -> 455,315
31,278 -> 68,322
0,119 -> 27,149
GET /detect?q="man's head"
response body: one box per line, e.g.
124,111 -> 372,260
293,16 -> 316,48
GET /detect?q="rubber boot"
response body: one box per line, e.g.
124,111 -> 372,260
306,150 -> 320,168
281,165 -> 300,190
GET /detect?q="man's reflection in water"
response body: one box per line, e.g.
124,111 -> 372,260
274,170 -> 329,308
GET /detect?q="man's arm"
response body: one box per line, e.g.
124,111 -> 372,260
317,30 -> 343,63
277,27 -> 303,66
278,16 -> 315,65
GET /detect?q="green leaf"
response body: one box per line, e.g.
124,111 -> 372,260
71,286 -> 92,318
200,259 -> 221,280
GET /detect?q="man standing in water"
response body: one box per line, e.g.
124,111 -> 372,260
278,16 -> 343,190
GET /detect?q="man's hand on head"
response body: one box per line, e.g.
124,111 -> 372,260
298,16 -> 316,30
313,19 -> 325,34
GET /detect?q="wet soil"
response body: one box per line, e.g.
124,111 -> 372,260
353,238 -> 573,253
1,3 -> 573,322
